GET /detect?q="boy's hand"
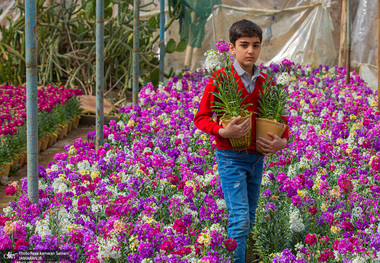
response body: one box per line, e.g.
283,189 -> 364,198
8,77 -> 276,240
218,116 -> 251,139
256,132 -> 287,156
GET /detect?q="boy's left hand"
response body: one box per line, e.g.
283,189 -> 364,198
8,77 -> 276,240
256,132 -> 287,156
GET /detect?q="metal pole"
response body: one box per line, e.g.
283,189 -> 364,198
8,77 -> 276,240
159,0 -> 165,83
96,0 -> 104,150
25,0 -> 38,204
346,0 -> 351,85
133,0 -> 140,105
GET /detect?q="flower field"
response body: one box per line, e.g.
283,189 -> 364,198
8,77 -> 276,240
0,84 -> 83,177
1,60 -> 380,263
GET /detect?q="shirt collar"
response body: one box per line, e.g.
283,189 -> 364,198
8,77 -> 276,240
233,60 -> 263,79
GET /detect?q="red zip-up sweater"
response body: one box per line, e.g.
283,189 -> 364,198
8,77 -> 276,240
193,65 -> 290,152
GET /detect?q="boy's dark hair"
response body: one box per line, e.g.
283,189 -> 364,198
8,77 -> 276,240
229,19 -> 263,45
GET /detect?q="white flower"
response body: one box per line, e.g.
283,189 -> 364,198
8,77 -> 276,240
216,199 -> 227,210
204,49 -> 222,72
352,206 -> 363,217
277,72 -> 291,86
210,223 -> 223,232
35,219 -> 52,238
261,172 -> 271,186
3,206 -> 13,216
50,164 -> 59,171
175,81 -> 183,91
52,178 -> 68,194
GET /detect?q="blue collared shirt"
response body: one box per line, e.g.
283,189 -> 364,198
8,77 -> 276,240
233,60 -> 263,94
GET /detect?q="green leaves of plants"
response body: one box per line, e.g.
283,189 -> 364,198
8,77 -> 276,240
148,16 -> 157,29
257,71 -> 289,123
176,39 -> 187,52
165,38 -> 176,53
165,39 -> 188,53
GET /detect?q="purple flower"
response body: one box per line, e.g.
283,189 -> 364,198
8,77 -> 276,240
370,233 -> 380,252
265,202 -> 276,212
291,195 -> 303,207
0,234 -> 12,249
262,189 -> 273,197
138,242 -> 153,258
216,39 -> 230,53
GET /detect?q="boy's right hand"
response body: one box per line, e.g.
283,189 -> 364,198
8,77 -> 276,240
218,116 -> 251,138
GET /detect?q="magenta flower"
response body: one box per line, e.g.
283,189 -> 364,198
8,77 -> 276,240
305,233 -> 317,246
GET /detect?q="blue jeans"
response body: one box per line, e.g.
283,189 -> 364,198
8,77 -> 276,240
216,149 -> 264,263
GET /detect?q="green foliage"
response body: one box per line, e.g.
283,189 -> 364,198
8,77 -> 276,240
64,97 -> 83,122
211,65 -> 252,119
165,38 -> 177,54
252,205 -> 293,261
0,135 -> 15,164
0,0 -> 184,99
256,69 -> 289,123
176,39 -> 187,52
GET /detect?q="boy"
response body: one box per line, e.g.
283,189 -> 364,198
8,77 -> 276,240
193,19 -> 289,262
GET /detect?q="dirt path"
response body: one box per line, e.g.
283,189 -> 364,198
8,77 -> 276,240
0,126 -> 95,213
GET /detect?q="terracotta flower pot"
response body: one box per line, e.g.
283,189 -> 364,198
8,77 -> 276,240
255,118 -> 287,153
40,135 -> 49,151
58,124 -> 68,140
23,151 -> 28,164
74,115 -> 81,129
17,153 -> 25,166
38,140 -> 42,152
48,134 -> 55,148
71,118 -> 77,130
68,121 -> 72,133
220,113 -> 252,151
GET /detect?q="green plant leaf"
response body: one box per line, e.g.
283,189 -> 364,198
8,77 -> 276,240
176,39 -> 187,52
150,67 -> 160,86
165,38 -> 176,53
148,16 -> 156,29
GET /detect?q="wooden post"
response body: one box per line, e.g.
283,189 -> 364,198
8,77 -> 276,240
339,0 -> 347,67
346,0 -> 351,86
184,45 -> 194,69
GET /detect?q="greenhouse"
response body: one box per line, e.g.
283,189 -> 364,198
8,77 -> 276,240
0,0 -> 380,262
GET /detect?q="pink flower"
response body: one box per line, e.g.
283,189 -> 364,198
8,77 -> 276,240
305,233 -> 317,246
0,234 -> 12,250
308,206 -> 318,215
173,218 -> 187,234
5,185 -> 16,196
69,229 -> 84,245
224,238 -> 237,251
160,239 -> 175,252
291,195 -> 303,207
320,236 -> 330,243
216,39 -> 229,53
276,172 -> 288,184
14,237 -> 29,251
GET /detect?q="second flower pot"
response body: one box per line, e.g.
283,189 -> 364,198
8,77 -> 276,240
255,118 -> 287,153
220,113 -> 252,151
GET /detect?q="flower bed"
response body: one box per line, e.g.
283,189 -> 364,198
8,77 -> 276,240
1,72 -> 236,262
0,84 -> 83,174
254,61 -> 380,263
1,61 -> 380,262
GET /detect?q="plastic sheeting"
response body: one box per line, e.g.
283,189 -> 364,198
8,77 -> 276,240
351,0 -> 378,90
165,0 -> 339,73
0,0 -> 378,90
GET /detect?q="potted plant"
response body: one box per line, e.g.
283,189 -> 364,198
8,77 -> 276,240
0,135 -> 14,184
204,39 -> 253,150
255,69 -> 290,153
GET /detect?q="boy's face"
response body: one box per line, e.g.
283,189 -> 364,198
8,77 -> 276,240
229,36 -> 261,73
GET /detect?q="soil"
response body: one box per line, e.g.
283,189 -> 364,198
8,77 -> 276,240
0,126 -> 95,213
